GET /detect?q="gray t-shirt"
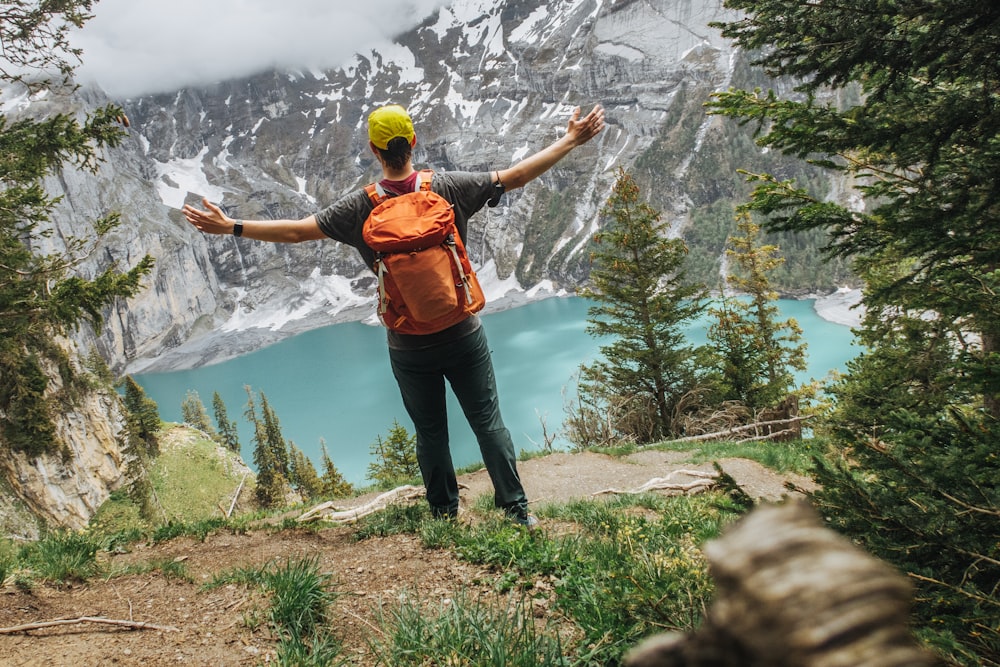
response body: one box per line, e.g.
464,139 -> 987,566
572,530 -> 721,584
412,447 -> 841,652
314,170 -> 496,348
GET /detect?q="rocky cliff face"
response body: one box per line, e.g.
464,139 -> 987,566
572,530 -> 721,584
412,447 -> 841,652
0,341 -> 129,540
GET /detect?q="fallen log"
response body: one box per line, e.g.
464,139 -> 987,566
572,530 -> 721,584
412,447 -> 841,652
733,427 -> 800,444
623,500 -> 940,667
297,485 -> 424,524
670,415 -> 812,444
0,616 -> 179,635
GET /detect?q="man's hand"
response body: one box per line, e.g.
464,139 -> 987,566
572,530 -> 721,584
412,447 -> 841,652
565,104 -> 605,147
183,198 -> 235,235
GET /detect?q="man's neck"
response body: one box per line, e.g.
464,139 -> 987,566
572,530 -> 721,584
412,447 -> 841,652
381,164 -> 415,182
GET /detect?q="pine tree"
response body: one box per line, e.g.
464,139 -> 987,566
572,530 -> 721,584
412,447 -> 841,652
0,354 -> 57,456
708,214 -> 806,411
120,376 -> 161,520
82,347 -> 115,387
122,376 -> 160,458
245,386 -> 286,508
367,420 -> 419,487
319,439 -> 353,498
0,1 -> 90,88
575,167 -> 710,443
180,390 -> 216,438
710,3 -> 1000,662
288,443 -> 324,501
259,392 -> 290,478
0,2 -> 153,456
251,436 -> 284,509
212,391 -> 240,454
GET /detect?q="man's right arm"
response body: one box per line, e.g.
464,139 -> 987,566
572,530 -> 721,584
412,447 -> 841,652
182,199 -> 326,243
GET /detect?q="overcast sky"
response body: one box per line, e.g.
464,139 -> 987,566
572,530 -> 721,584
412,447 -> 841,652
70,0 -> 449,99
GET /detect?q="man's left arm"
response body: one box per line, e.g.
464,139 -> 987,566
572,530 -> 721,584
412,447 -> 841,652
496,104 -> 605,191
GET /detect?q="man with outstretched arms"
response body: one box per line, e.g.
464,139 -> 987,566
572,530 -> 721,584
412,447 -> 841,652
184,103 -> 605,526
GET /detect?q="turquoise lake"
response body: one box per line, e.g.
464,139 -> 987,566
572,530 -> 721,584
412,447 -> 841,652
136,297 -> 858,485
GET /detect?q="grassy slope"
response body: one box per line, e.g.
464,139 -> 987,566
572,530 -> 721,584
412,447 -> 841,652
91,424 -> 254,533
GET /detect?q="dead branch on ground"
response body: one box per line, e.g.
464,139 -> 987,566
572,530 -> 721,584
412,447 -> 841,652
733,427 -> 801,443
225,472 -> 248,518
592,469 -> 719,497
0,616 -> 179,635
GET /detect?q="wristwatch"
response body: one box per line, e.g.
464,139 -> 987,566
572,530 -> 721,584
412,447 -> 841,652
487,178 -> 505,208
233,220 -> 244,237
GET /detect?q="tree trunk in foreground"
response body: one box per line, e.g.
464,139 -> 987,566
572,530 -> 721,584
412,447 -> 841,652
624,500 -> 941,667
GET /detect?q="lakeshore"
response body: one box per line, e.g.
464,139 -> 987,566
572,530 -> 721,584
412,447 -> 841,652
811,287 -> 864,328
127,287 -> 863,375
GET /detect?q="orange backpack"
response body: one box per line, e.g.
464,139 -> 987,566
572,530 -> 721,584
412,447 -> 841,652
362,170 -> 486,334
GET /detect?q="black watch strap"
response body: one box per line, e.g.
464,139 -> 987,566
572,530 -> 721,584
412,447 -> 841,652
487,173 -> 505,208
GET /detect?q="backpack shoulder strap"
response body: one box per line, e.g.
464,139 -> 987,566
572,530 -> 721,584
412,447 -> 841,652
367,169 -> 435,205
364,182 -> 389,207
414,169 -> 435,192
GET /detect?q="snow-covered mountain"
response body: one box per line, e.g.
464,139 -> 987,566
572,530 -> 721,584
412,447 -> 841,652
55,0 -> 745,373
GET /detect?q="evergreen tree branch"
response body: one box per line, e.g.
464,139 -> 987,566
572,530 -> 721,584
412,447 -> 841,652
907,573 -> 1000,609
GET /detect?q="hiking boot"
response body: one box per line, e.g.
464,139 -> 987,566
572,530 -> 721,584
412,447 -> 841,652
430,505 -> 458,520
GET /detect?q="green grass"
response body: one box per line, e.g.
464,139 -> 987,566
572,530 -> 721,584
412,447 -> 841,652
370,590 -> 568,666
88,491 -> 149,552
152,516 -> 229,543
652,437 -> 819,475
17,530 -> 103,583
549,495 -> 727,659
265,557 -> 337,638
208,557 -> 342,666
352,490 -> 745,664
352,503 -> 431,540
150,424 -> 249,521
447,517 -> 571,580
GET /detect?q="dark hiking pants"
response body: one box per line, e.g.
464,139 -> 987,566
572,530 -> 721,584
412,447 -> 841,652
388,326 -> 529,520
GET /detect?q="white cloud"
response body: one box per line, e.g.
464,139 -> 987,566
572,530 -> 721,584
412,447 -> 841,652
70,0 -> 449,99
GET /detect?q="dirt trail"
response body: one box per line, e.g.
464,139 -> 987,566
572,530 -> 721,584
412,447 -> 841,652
0,450 -> 811,666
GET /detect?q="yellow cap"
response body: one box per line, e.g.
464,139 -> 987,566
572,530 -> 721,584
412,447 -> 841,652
367,104 -> 415,150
